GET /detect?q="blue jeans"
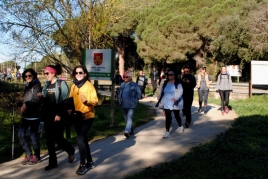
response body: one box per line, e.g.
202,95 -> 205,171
18,118 -> 40,157
122,108 -> 134,133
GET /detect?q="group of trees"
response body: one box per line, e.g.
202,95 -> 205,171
0,0 -> 268,79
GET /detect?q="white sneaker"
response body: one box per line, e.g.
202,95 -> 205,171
163,132 -> 170,138
177,126 -> 184,133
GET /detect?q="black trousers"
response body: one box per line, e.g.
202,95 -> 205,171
183,93 -> 194,124
164,109 -> 181,132
74,118 -> 94,165
44,114 -> 74,165
151,80 -> 158,94
218,90 -> 230,110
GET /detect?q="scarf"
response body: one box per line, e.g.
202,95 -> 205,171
73,77 -> 88,88
25,78 -> 41,88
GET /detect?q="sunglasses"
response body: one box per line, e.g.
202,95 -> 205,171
123,76 -> 129,78
75,71 -> 84,75
43,72 -> 49,76
168,74 -> 174,76
25,75 -> 32,78
184,70 -> 190,73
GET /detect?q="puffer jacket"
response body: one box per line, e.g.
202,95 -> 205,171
22,78 -> 42,118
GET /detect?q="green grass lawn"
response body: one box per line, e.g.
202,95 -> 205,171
0,81 -> 156,164
126,94 -> 268,179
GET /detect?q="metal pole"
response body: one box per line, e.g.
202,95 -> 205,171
12,100 -> 15,159
110,50 -> 116,127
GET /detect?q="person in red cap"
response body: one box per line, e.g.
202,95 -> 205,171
38,63 -> 75,171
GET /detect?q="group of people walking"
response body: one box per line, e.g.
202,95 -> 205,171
18,64 -> 98,175
16,63 -> 232,175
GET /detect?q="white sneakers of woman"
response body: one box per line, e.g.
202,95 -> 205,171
177,126 -> 184,133
163,132 -> 170,138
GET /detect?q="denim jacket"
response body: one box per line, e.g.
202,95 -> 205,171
118,81 -> 141,108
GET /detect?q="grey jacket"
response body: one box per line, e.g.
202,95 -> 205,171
216,73 -> 232,91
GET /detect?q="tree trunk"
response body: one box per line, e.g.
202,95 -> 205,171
119,53 -> 125,77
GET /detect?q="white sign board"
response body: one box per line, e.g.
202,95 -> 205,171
251,61 -> 268,85
83,49 -> 113,80
226,65 -> 242,77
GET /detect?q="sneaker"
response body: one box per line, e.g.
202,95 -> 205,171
163,132 -> 170,138
177,126 -> 184,133
129,127 -> 134,135
185,122 -> 190,128
221,111 -> 225,116
68,154 -> 75,163
21,155 -> 32,165
124,132 -> 130,139
28,155 -> 41,165
45,164 -> 58,171
225,106 -> 229,114
76,164 -> 89,175
86,162 -> 95,170
204,107 -> 207,114
198,107 -> 202,113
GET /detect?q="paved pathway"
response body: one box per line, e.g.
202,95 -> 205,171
0,97 -> 237,179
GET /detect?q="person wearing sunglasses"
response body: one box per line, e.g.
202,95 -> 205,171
67,65 -> 98,175
18,68 -> 42,165
181,65 -> 196,128
156,69 -> 184,138
196,66 -> 213,114
118,71 -> 141,138
39,63 -> 75,171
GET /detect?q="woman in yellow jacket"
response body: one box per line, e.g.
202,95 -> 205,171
69,65 -> 98,175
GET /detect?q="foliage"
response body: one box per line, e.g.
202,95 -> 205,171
126,95 -> 268,179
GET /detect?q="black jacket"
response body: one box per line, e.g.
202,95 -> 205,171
22,78 -> 43,118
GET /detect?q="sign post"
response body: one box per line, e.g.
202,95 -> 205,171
83,49 -> 115,126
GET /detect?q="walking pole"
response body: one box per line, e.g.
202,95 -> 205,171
11,100 -> 15,160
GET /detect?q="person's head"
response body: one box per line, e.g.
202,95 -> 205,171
123,71 -> 133,83
72,65 -> 90,81
22,68 -> 38,83
153,66 -> 156,71
200,66 -> 206,74
139,70 -> 144,76
182,65 -> 190,75
44,63 -> 62,82
221,65 -> 227,73
166,69 -> 176,81
164,68 -> 170,75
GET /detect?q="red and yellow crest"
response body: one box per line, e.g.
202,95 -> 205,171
94,53 -> 103,65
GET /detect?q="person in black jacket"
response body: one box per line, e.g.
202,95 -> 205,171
181,65 -> 196,128
18,68 -> 43,165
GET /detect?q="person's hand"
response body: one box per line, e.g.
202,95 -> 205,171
54,115 -> 61,121
80,94 -> 87,104
67,109 -> 72,115
37,92 -> 42,98
162,110 -> 165,116
20,103 -> 26,113
172,98 -> 176,102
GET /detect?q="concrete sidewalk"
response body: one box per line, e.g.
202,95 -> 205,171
0,97 -> 237,179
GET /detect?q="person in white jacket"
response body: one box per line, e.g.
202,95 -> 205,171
155,69 -> 184,138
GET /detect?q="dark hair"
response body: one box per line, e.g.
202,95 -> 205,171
71,65 -> 90,81
182,65 -> 190,70
46,63 -> 62,75
22,68 -> 38,81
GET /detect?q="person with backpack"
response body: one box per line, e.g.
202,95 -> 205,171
118,71 -> 141,138
68,65 -> 98,175
136,70 -> 148,99
196,66 -> 213,114
156,69 -> 184,138
18,68 -> 42,165
181,65 -> 196,128
38,63 -> 75,171
216,66 -> 233,115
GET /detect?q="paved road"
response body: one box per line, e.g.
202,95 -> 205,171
0,97 -> 237,179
